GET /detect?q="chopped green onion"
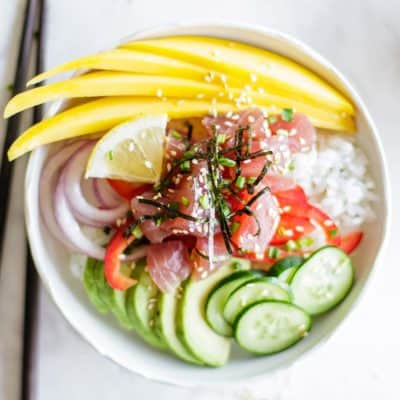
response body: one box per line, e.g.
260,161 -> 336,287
171,130 -> 182,139
288,160 -> 295,171
181,160 -> 191,171
222,178 -> 232,187
268,247 -> 279,259
268,115 -> 277,124
281,108 -> 294,122
183,150 -> 195,159
329,228 -> 338,237
221,201 -> 231,217
218,157 -> 236,167
108,150 -> 114,161
199,194 -> 209,209
297,237 -> 314,248
7,83 -> 14,92
131,225 -> 143,239
181,196 -> 190,207
217,133 -> 226,144
286,239 -> 298,251
231,261 -> 243,270
247,176 -> 257,185
235,175 -> 246,189
231,221 -> 240,233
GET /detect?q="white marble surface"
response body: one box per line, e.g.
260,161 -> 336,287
1,0 -> 399,399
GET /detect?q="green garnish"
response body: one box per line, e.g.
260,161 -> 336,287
131,225 -> 143,239
286,240 -> 298,251
218,157 -> 236,167
199,194 -> 210,209
108,150 -> 114,161
183,150 -> 195,159
235,175 -> 246,189
329,228 -> 338,237
6,83 -> 14,93
268,247 -> 279,259
181,160 -> 191,171
181,196 -> 189,207
247,176 -> 257,185
231,261 -> 243,270
217,133 -> 226,144
298,237 -> 314,248
268,115 -> 277,124
288,160 -> 295,171
231,221 -> 240,233
281,108 -> 294,122
171,130 -> 182,139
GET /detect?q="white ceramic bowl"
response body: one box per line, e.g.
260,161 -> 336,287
25,22 -> 390,386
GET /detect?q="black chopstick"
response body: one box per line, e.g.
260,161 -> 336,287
21,2 -> 45,399
0,0 -> 40,270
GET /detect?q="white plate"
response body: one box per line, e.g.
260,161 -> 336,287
25,22 -> 390,386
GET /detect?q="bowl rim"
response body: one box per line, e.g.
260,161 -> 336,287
25,21 -> 391,386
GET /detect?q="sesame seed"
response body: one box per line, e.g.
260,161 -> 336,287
156,88 -> 163,98
248,115 -> 255,123
176,99 -> 185,106
250,73 -> 257,82
258,87 -> 265,95
196,93 -> 205,99
144,160 -> 153,169
295,225 -> 305,232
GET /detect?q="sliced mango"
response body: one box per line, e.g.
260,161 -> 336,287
121,36 -> 354,115
4,71 -> 354,132
26,49 -> 208,86
7,97 -> 241,161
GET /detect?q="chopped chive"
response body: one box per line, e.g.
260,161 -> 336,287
268,115 -> 277,124
103,226 -> 111,235
183,150 -> 195,159
286,239 -> 298,251
220,201 -> 231,217
199,194 -> 209,209
298,237 -> 314,248
218,157 -> 236,167
171,130 -> 182,139
282,108 -> 294,122
329,228 -> 338,237
108,150 -> 114,161
231,221 -> 240,233
181,160 -> 191,171
216,133 -> 226,144
221,178 -> 232,187
288,160 -> 295,171
181,196 -> 190,207
231,261 -> 243,270
131,225 -> 143,239
268,247 -> 279,259
247,176 -> 257,185
235,175 -> 246,189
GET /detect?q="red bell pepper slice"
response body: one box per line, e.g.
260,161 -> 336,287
104,223 -> 136,291
307,205 -> 341,246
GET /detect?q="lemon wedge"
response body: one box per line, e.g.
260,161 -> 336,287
85,114 -> 167,183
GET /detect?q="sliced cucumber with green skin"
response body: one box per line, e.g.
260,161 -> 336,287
83,258 -> 108,314
128,268 -> 167,349
157,288 -> 203,365
223,277 -> 291,325
291,246 -> 354,315
177,260 -> 247,366
268,256 -> 304,277
234,300 -> 311,355
278,266 -> 299,283
206,270 -> 263,337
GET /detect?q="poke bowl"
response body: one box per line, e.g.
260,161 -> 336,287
7,23 -> 389,385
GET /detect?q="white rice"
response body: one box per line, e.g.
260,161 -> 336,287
289,134 -> 377,233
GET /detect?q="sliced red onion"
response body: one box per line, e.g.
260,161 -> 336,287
40,141 -> 88,250
93,178 -> 123,209
54,175 -> 106,260
62,143 -> 129,227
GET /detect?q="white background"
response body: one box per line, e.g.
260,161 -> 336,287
0,0 -> 399,399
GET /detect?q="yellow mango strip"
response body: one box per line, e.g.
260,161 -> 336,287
7,97 -> 241,161
121,36 -> 355,115
5,71 -> 354,132
26,49 -> 207,87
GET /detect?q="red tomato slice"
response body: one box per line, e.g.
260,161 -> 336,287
307,205 -> 341,246
270,214 -> 315,245
107,179 -> 152,200
339,231 -> 363,254
104,223 -> 136,291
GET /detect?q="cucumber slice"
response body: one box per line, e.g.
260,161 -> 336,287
234,300 -> 311,355
126,267 -> 167,350
83,258 -> 108,314
177,259 -> 246,366
268,255 -> 304,277
157,288 -> 203,364
278,266 -> 299,283
291,246 -> 354,315
223,277 -> 291,325
206,270 -> 263,336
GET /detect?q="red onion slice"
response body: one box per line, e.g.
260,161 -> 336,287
93,178 -> 123,209
40,141 -> 88,249
62,143 -> 129,227
54,175 -> 106,260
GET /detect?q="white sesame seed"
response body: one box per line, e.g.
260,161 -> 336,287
248,115 -> 255,123
196,93 -> 205,99
295,225 -> 305,232
250,73 -> 257,82
144,160 -> 153,169
156,88 -> 163,98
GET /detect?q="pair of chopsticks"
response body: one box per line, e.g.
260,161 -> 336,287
0,1 -> 44,399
